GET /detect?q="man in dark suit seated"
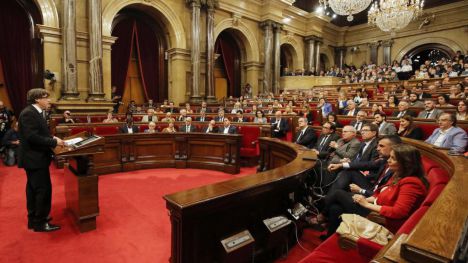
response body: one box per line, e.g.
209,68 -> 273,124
294,117 -> 317,149
270,111 -> 289,138
234,110 -> 248,123
203,120 -> 218,133
214,109 -> 225,122
179,117 -> 197,133
219,118 -> 237,134
349,110 -> 369,132
196,111 -> 208,122
18,88 -> 65,232
120,117 -> 139,134
326,123 -> 380,193
57,110 -> 78,124
165,101 -> 178,113
312,122 -> 341,160
392,101 -> 417,118
199,101 -> 211,113
343,100 -> 359,116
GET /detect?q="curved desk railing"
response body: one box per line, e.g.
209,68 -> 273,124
373,138 -> 468,263
163,138 -> 317,263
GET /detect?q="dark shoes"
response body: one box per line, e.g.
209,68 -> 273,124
33,222 -> 61,232
28,217 -> 56,231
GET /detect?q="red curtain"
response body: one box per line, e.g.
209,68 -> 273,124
111,18 -> 136,97
134,20 -> 160,102
0,1 -> 34,114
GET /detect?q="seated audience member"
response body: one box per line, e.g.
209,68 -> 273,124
144,122 -> 157,133
127,100 -> 137,113
219,118 -> 237,134
234,110 -> 247,123
161,112 -> 175,122
185,103 -> 194,114
294,117 -> 317,149
414,85 -> 432,100
327,125 -> 361,165
449,84 -> 464,99
154,107 -> 164,114
102,111 -> 118,123
456,100 -> 467,121
120,117 -> 138,134
326,113 -> 343,128
397,115 -> 424,140
337,93 -> 348,114
2,122 -> 19,166
371,103 -> 384,116
417,99 -> 444,119
312,122 -> 341,160
58,111 -> 77,124
254,110 -> 267,124
374,112 -> 396,135
358,98 -> 370,108
386,95 -> 399,108
199,101 -> 210,113
425,113 -> 468,153
145,99 -> 155,108
265,104 -> 275,115
165,101 -> 178,113
317,98 -> 333,118
408,93 -> 424,107
300,105 -> 314,125
214,110 -> 225,122
142,108 -> 158,122
230,102 -> 243,114
161,120 -> 177,133
196,110 -> 208,122
284,105 -> 297,116
392,101 -> 417,118
179,117 -> 197,133
350,111 -> 369,131
322,144 -> 428,238
344,100 -> 359,116
177,109 -> 188,122
270,111 -> 289,139
203,120 -> 218,133
436,94 -> 455,107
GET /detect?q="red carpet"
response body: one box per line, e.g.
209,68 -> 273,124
0,164 -> 321,262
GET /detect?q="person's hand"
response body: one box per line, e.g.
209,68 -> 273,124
328,163 -> 342,171
12,140 -> 20,145
341,158 -> 350,163
398,126 -> 405,133
350,184 -> 362,193
329,141 -> 337,148
54,136 -> 65,147
312,149 -> 319,154
352,194 -> 367,206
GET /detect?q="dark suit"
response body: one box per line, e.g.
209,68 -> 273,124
398,127 -> 424,140
270,117 -> 289,138
214,116 -> 225,122
234,117 -> 248,123
196,116 -> 209,122
180,125 -> 197,133
418,92 -> 432,100
219,125 -> 237,134
314,132 -> 341,159
165,107 -> 178,113
119,125 -> 139,134
203,126 -> 219,133
300,112 -> 314,125
344,108 -> 359,116
294,127 -> 317,149
18,105 -> 58,226
349,120 -> 369,131
392,109 -> 417,118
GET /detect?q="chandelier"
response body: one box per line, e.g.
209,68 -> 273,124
368,0 -> 424,33
319,0 -> 372,22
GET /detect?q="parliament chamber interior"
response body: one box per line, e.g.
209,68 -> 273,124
0,0 -> 467,262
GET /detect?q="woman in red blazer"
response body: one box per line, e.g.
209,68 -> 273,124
324,144 -> 428,238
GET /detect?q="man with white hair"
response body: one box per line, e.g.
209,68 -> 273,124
179,117 -> 197,132
142,108 -> 158,122
270,110 -> 289,138
392,101 -> 417,118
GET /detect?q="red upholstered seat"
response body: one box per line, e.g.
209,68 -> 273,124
298,234 -> 367,263
70,127 -> 92,135
421,156 -> 439,173
417,123 -> 437,140
133,116 -> 143,122
139,125 -> 148,132
94,126 -> 119,135
397,206 -> 430,234
239,126 -> 260,157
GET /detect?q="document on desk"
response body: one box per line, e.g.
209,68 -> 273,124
64,137 -> 84,146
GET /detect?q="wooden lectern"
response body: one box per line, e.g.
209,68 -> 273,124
54,132 -> 105,232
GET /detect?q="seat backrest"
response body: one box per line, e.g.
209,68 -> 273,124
417,122 -> 437,140
397,205 -> 430,235
239,126 -> 260,148
94,126 -> 119,135
70,127 -> 92,135
421,156 -> 439,173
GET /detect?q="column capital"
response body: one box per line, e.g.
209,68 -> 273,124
367,41 -> 381,48
186,0 -> 201,7
333,46 -> 347,52
201,0 -> 218,9
304,35 -> 322,42
272,22 -> 283,31
260,20 -> 275,29
381,39 -> 394,47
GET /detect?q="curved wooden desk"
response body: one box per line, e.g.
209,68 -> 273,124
373,138 -> 468,263
164,138 -> 317,263
92,133 -> 242,175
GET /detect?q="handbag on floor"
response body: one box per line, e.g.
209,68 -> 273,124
336,213 -> 393,246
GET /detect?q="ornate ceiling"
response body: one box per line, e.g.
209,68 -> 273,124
293,0 -> 464,27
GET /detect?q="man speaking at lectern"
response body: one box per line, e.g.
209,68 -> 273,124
18,88 -> 64,232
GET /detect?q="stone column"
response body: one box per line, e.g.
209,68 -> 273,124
368,41 -> 380,65
204,0 -> 218,103
187,0 -> 202,103
315,40 -> 322,75
382,40 -> 394,65
272,22 -> 282,94
260,20 -> 274,94
61,0 -> 79,100
304,36 -> 316,75
87,0 -> 105,101
334,46 -> 347,69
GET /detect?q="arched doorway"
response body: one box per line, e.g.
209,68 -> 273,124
403,43 -> 454,72
0,0 -> 43,114
280,44 -> 295,76
214,30 -> 242,98
111,6 -> 168,111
